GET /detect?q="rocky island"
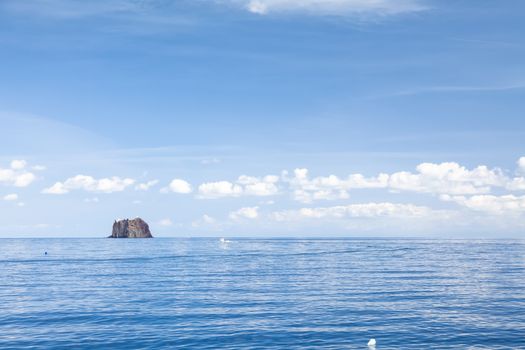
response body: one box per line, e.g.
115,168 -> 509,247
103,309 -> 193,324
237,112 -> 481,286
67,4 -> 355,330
108,217 -> 153,238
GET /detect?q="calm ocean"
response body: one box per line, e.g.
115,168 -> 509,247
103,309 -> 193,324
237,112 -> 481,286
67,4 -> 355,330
1,238 -> 524,349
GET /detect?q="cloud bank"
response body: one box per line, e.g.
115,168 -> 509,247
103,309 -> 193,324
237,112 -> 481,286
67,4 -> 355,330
286,160 -> 525,203
32,156 -> 525,236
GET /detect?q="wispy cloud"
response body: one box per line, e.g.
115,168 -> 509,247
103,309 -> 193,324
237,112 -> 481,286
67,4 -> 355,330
3,0 -> 147,19
201,157 -> 221,165
3,0 -> 427,20
1,0 -> 196,34
221,0 -> 426,16
388,82 -> 525,97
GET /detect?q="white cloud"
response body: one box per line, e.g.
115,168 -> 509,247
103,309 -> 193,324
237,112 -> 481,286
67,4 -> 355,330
230,206 -> 259,220
228,0 -> 426,16
271,202 -> 430,221
42,175 -> 135,194
162,178 -> 193,194
199,157 -> 525,203
44,183 -> 66,194
194,160 -> 521,203
198,174 -> 279,198
238,175 -> 279,196
17,202 -> 25,207
13,173 -> 37,187
159,218 -> 173,227
518,157 -> 525,174
202,214 -> 216,224
287,168 -> 388,203
198,181 -> 242,198
442,194 -> 525,215
3,193 -> 18,201
32,165 -> 47,171
287,161 -> 517,203
135,179 -> 159,191
389,162 -> 506,195
506,177 -> 525,191
10,160 -> 27,170
0,160 -> 36,187
247,0 -> 267,14
97,177 -> 134,192
83,197 -> 99,203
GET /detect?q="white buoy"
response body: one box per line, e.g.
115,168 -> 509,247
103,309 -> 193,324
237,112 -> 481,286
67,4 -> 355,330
368,338 -> 376,347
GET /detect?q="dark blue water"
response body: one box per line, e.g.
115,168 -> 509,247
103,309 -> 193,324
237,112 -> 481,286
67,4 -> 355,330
1,238 -> 524,349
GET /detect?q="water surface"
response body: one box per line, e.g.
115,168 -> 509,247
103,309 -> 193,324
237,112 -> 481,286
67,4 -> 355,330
1,238 -> 524,349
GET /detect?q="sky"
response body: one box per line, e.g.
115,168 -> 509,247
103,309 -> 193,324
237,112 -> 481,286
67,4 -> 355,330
1,0 -> 524,238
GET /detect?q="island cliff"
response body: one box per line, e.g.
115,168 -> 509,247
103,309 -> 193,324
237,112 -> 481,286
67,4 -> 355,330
109,218 -> 153,238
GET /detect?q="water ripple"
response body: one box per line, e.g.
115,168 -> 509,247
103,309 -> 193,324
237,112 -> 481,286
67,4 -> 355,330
0,238 -> 524,349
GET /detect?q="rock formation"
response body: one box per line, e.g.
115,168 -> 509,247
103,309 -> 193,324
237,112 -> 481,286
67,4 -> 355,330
109,217 -> 153,238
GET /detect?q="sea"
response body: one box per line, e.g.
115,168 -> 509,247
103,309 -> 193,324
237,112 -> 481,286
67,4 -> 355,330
1,238 -> 524,349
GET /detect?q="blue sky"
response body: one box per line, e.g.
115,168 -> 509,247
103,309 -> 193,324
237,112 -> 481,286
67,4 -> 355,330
1,0 -> 524,237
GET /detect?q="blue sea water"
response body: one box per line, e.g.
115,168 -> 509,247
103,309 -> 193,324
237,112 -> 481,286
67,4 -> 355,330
0,238 -> 524,349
